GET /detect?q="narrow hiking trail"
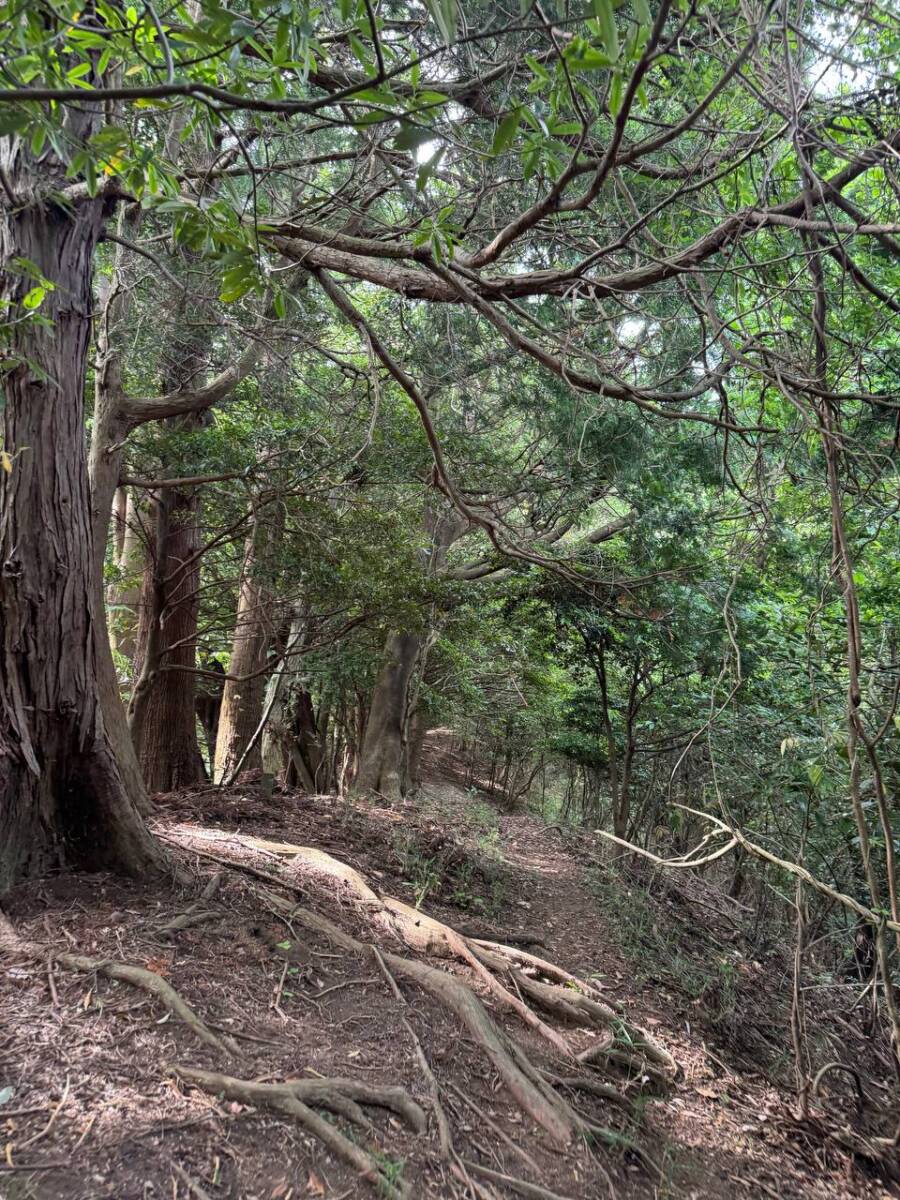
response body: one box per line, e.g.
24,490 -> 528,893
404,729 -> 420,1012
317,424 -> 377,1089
416,777 -> 888,1200
1,761 -> 894,1200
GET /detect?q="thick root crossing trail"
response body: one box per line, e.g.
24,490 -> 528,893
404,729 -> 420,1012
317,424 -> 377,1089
0,773 -> 893,1200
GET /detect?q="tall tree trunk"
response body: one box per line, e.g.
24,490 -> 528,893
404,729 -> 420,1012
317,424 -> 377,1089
89,216 -> 155,816
108,489 -> 145,662
112,486 -> 128,561
125,308 -> 211,793
259,607 -> 305,783
213,507 -> 275,781
0,162 -> 166,890
128,486 -> 206,792
406,702 -> 430,791
594,644 -> 625,837
354,504 -> 465,799
354,631 -> 421,800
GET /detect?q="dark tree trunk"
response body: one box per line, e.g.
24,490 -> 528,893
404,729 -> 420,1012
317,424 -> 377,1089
283,688 -> 324,792
128,487 -> 206,792
354,632 -> 421,800
213,510 -> 274,782
353,503 -> 463,800
0,170 -> 166,890
406,703 -> 430,791
196,661 -> 224,769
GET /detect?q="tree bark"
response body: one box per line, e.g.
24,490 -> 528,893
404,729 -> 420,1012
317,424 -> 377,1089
125,301 -> 214,793
353,504 -> 465,800
128,485 -> 206,793
89,214 -> 155,816
213,507 -> 276,782
108,489 -> 144,662
595,644 -> 624,836
406,702 -> 430,791
353,631 -> 422,800
0,167 -> 166,890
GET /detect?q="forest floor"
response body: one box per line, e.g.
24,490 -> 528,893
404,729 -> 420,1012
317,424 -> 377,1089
1,738 -> 896,1200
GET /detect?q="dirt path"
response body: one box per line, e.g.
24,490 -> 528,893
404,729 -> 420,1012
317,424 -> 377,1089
416,777 -> 893,1200
1,771 -> 894,1200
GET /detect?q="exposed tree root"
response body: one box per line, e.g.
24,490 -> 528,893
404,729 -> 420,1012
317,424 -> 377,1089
470,943 -> 677,1077
287,901 -> 581,1145
461,1160 -> 580,1200
168,831 -> 676,1083
171,1065 -> 422,1199
0,909 -> 235,1057
469,938 -> 620,1005
159,870 -> 224,935
371,944 -> 573,1200
158,829 -> 677,1163
540,1071 -> 635,1107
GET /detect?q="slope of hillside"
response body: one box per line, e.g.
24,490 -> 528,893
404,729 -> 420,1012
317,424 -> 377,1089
1,757 -> 895,1199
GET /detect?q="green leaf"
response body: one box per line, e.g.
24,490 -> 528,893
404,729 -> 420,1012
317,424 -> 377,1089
22,285 -> 46,310
416,90 -> 449,106
351,87 -> 400,107
608,69 -> 623,116
632,0 -> 651,27
0,110 -> 29,138
348,31 -> 371,69
491,106 -> 522,156
591,0 -> 620,60
550,120 -> 584,136
807,762 -> 824,790
565,43 -> 614,71
525,54 -> 550,82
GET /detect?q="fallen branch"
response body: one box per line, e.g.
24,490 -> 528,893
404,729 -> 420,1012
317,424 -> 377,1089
169,1159 -> 214,1200
15,1075 -> 70,1151
598,805 -> 900,934
159,870 -> 224,935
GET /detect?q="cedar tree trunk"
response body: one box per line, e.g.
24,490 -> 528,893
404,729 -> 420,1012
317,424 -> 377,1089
0,162 -> 166,890
129,486 -> 206,792
213,511 -> 273,781
108,489 -> 144,661
354,631 -> 421,800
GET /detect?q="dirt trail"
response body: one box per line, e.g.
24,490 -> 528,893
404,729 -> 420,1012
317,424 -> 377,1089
417,776 -> 893,1200
0,767 -> 894,1200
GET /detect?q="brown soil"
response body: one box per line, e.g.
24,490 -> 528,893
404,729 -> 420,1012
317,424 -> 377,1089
1,753 -> 896,1200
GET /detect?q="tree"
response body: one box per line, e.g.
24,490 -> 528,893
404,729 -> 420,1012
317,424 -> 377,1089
0,123 -> 166,886
1,0 -> 897,902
